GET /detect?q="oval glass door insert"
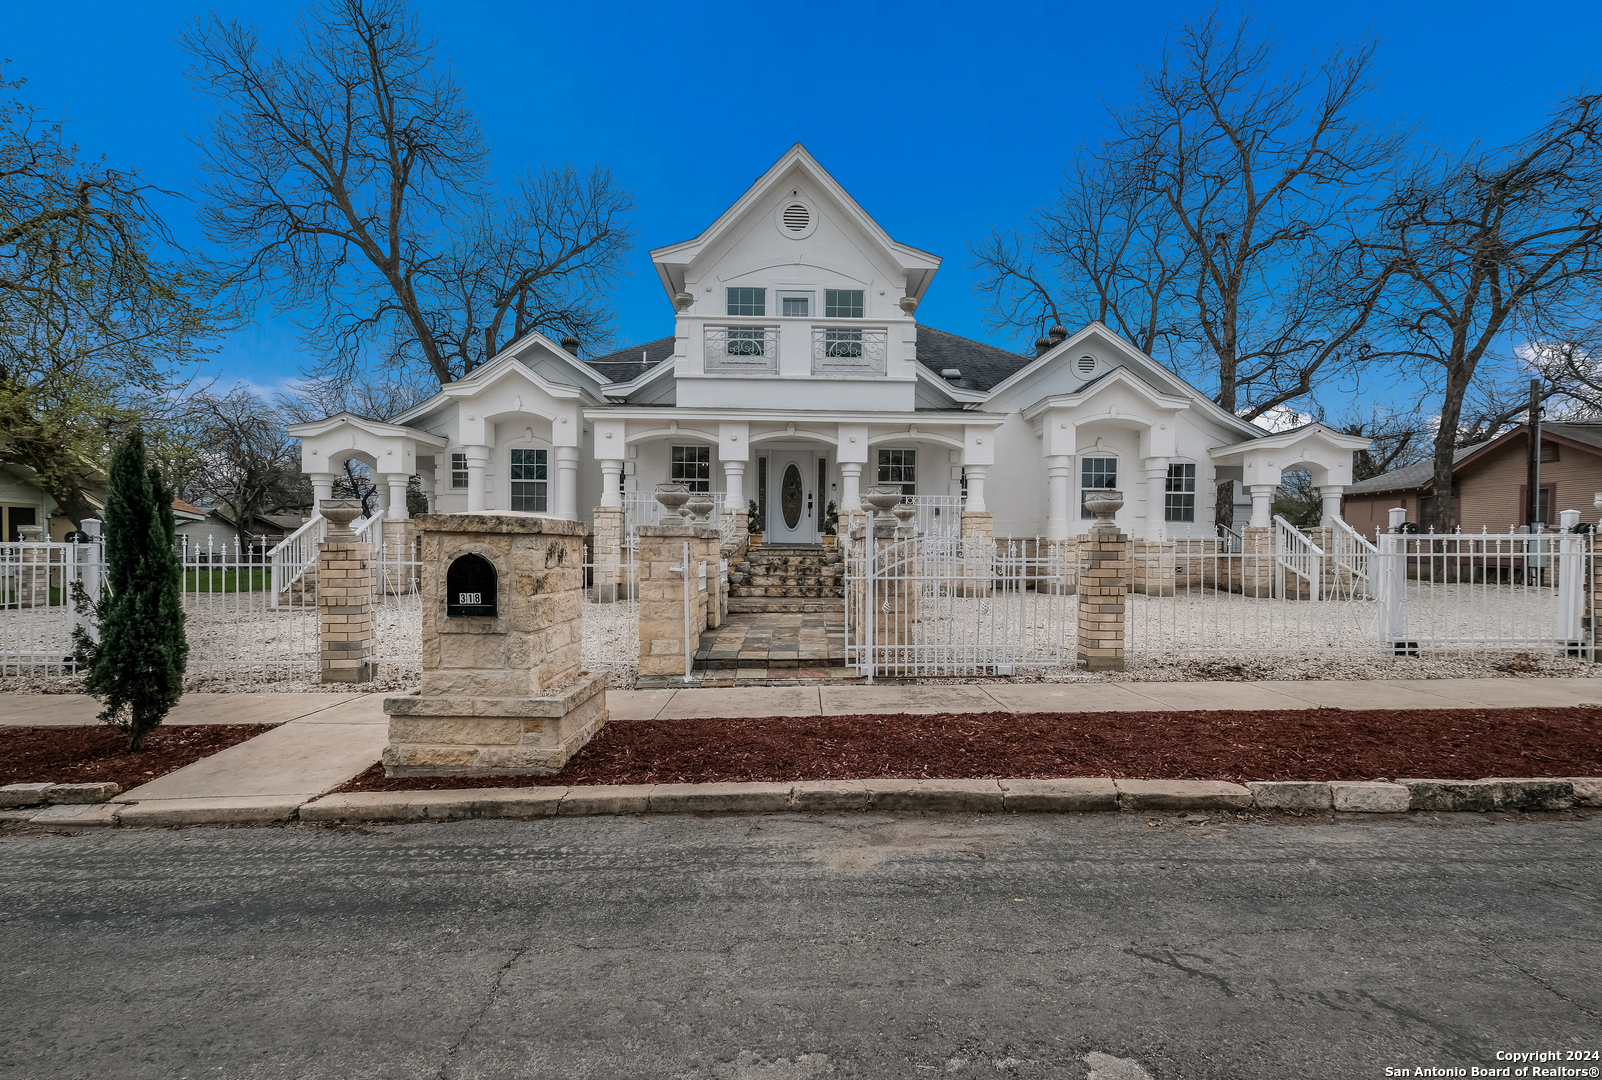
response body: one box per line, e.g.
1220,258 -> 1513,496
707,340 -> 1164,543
781,464 -> 804,529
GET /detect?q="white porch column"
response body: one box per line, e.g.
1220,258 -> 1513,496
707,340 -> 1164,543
310,473 -> 335,509
373,479 -> 390,519
556,446 -> 579,521
963,465 -> 988,513
1248,484 -> 1275,529
1045,456 -> 1072,541
599,459 -> 624,509
723,460 -> 746,510
385,473 -> 409,520
465,446 -> 490,513
840,462 -> 863,512
1320,485 -> 1345,528
1145,460 -> 1169,541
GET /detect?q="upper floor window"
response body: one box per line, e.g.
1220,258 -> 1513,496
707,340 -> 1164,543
1080,456 -> 1117,518
1165,463 -> 1196,522
778,291 -> 813,317
878,448 -> 916,496
825,290 -> 864,318
450,452 -> 469,489
510,449 -> 548,513
726,288 -> 765,317
671,445 -> 711,493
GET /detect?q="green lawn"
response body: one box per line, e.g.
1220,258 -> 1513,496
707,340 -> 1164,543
183,567 -> 273,593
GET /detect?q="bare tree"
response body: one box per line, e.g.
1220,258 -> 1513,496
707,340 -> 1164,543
974,12 -> 1402,421
187,390 -> 311,544
1367,94 -> 1602,530
182,0 -> 633,390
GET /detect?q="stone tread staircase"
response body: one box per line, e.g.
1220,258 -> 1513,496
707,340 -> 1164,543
727,545 -> 845,614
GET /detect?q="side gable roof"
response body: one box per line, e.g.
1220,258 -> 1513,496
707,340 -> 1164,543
1346,421 -> 1602,497
587,335 -> 676,382
913,326 -> 1033,392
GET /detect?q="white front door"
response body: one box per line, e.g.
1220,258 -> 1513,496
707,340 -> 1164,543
767,451 -> 817,544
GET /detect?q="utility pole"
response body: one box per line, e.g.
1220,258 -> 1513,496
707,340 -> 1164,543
1525,378 -> 1543,531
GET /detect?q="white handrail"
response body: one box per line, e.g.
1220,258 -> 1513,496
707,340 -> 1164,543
1329,517 -> 1378,598
267,514 -> 326,608
1273,515 -> 1324,598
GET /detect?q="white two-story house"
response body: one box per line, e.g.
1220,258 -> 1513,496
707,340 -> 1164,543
288,145 -> 1366,547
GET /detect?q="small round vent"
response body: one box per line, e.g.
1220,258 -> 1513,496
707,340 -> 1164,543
782,203 -> 810,232
1077,355 -> 1096,374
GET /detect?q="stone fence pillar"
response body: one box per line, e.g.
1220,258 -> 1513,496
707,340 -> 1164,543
382,512 -> 607,776
1077,531 -> 1129,672
636,523 -> 721,679
318,502 -> 375,684
591,505 -> 626,602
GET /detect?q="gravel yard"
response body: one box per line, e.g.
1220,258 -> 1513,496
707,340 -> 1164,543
3,583 -> 1594,694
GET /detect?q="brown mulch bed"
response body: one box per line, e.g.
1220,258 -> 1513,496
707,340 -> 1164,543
338,707 -> 1602,792
0,725 -> 275,791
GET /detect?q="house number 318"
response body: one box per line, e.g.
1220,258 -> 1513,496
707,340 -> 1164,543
458,592 -> 481,605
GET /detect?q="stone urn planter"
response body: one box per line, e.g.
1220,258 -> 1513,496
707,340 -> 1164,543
683,493 -> 716,524
653,482 -> 692,521
1083,488 -> 1124,534
319,499 -> 366,540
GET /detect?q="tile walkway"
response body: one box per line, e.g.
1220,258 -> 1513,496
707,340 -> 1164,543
674,612 -> 853,688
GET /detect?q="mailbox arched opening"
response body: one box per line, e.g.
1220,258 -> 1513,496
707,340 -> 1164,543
445,553 -> 498,617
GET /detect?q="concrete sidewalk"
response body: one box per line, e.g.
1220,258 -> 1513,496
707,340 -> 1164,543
604,676 -> 1602,721
9,677 -> 1602,729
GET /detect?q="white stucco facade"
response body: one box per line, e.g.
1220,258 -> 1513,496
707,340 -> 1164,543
289,145 -> 1367,543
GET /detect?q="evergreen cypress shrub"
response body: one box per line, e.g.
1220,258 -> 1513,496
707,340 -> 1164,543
85,430 -> 188,749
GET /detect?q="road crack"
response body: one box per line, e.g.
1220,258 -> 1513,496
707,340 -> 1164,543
436,942 -> 532,1080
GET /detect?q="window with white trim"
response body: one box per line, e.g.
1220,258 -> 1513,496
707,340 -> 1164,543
1165,463 -> 1196,522
1080,456 -> 1117,518
726,288 -> 765,316
825,290 -> 864,318
671,445 -> 711,493
877,448 -> 916,496
509,449 -> 548,512
450,452 -> 469,489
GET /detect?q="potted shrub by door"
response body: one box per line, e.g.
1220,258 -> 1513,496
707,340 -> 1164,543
747,499 -> 763,546
820,500 -> 839,547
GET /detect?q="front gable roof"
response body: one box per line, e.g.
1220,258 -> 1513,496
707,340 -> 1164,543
285,411 -> 448,447
648,144 -> 941,303
984,322 -> 1263,440
1020,366 -> 1193,421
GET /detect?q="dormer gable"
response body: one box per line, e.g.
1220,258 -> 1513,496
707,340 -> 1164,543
650,144 -> 940,320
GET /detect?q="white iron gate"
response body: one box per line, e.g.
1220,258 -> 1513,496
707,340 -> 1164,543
179,536 -> 319,679
845,535 -> 1075,678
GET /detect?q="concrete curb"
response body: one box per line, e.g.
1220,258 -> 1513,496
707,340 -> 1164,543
15,774 -> 1600,829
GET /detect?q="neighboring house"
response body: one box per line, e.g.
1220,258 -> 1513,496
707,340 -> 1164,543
1342,421 -> 1602,537
0,461 -> 106,541
288,145 -> 1368,543
173,502 -> 311,552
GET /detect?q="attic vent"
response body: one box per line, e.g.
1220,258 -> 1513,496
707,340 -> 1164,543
782,203 -> 810,232
1077,355 -> 1096,374
941,368 -> 962,381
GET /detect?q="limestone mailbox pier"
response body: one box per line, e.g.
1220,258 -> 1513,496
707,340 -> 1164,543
382,512 -> 608,776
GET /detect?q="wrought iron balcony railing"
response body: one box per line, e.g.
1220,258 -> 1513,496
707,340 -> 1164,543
704,325 -> 778,374
811,326 -> 888,375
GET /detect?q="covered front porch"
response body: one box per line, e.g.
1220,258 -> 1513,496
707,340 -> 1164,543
586,409 -> 1006,548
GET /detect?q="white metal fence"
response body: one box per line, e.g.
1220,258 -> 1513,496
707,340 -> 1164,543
178,535 -> 320,678
905,495 -> 964,540
1129,526 -> 1592,659
0,540 -> 97,675
845,534 -> 1076,678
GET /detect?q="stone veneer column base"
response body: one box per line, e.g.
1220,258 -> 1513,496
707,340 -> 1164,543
319,539 -> 374,684
382,671 -> 609,776
1077,532 -> 1128,672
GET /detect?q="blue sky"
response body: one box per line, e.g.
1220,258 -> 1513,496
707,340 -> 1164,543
5,0 -> 1599,402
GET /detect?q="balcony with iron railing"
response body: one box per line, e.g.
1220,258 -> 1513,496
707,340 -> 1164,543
698,316 -> 894,377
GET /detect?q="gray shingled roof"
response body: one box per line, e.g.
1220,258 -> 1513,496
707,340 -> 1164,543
1346,421 -> 1602,496
585,335 -> 676,381
913,326 -> 1034,392
581,325 -> 1035,391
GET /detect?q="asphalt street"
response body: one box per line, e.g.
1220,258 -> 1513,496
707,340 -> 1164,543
2,811 -> 1598,1080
